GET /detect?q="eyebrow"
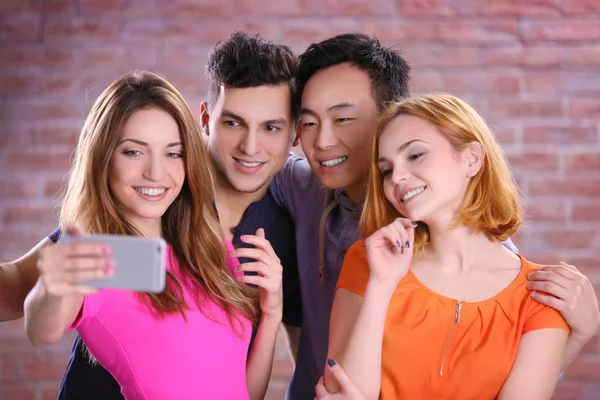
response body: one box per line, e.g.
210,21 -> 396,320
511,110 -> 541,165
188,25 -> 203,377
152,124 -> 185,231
221,111 -> 288,126
119,138 -> 181,147
299,102 -> 356,118
377,139 -> 425,163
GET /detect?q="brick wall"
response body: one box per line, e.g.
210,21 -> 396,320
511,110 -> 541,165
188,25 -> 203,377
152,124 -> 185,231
1,0 -> 599,399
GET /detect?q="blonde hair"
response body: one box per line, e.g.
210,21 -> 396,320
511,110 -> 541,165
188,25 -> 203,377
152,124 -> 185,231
61,70 -> 260,331
361,93 -> 521,251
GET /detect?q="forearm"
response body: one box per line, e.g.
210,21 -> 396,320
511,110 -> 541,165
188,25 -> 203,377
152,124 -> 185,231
246,314 -> 281,400
562,332 -> 592,371
0,262 -> 27,321
24,279 -> 83,347
326,282 -> 394,400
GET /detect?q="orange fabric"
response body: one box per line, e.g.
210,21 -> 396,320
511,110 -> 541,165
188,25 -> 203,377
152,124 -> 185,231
336,240 -> 569,400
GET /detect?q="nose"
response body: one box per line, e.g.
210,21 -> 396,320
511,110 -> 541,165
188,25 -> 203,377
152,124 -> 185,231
143,153 -> 165,181
315,122 -> 339,151
391,164 -> 410,186
239,128 -> 260,156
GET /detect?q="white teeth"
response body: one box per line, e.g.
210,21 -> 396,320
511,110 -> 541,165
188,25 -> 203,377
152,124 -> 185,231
402,187 -> 425,202
320,157 -> 347,167
136,188 -> 166,196
237,159 -> 262,168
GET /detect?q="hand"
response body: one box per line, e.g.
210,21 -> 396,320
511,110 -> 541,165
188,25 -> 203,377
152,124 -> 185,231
315,359 -> 366,400
230,228 -> 283,320
36,225 -> 113,296
365,218 -> 416,286
528,262 -> 600,340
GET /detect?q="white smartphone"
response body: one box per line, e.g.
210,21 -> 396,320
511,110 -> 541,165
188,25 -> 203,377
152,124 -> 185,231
60,234 -> 167,293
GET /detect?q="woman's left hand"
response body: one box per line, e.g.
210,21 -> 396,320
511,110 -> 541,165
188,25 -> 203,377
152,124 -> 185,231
231,228 -> 283,320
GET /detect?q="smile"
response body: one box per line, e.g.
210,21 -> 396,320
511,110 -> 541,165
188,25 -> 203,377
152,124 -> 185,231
135,187 -> 167,196
235,158 -> 264,168
319,157 -> 347,167
401,187 -> 426,202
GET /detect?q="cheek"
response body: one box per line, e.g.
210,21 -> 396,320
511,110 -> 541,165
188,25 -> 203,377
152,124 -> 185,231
299,129 -> 316,153
382,180 -> 396,204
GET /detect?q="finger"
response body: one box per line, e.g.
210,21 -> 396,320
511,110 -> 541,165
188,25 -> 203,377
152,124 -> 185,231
240,234 -> 278,260
538,265 -> 580,280
558,261 -> 579,272
64,224 -> 85,237
63,257 -> 114,273
238,274 -> 277,291
46,282 -> 99,296
530,291 -> 566,312
391,219 -> 410,251
527,271 -> 570,290
527,281 -> 570,301
62,242 -> 112,258
327,359 -> 355,392
62,266 -> 114,284
236,262 -> 272,277
379,226 -> 404,254
396,218 -> 416,248
230,248 -> 279,269
315,377 -> 329,398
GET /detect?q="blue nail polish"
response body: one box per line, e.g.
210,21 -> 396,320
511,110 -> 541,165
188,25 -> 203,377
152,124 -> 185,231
405,241 -> 410,249
327,359 -> 336,367
396,240 -> 401,248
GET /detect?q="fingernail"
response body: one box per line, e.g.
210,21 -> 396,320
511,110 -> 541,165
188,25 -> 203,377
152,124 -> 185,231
103,247 -> 111,255
527,273 -> 533,279
405,241 -> 410,249
396,240 -> 402,248
105,260 -> 113,268
526,283 -> 533,289
240,235 -> 248,241
411,221 -> 418,226
327,359 -> 336,367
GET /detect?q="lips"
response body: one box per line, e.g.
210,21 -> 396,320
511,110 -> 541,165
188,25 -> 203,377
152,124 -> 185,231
399,186 -> 426,202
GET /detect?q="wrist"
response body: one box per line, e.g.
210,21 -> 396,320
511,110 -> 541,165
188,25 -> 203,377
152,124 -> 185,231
260,310 -> 282,324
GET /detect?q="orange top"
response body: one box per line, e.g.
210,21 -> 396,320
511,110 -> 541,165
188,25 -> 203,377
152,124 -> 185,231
336,240 -> 569,400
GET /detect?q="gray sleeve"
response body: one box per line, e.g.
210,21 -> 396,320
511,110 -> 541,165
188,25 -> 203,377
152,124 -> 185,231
269,153 -> 316,220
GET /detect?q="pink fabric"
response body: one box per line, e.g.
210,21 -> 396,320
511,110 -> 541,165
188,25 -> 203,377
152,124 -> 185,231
69,240 -> 251,400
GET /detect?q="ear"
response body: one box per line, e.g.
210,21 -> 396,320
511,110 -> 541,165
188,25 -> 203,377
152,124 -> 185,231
292,124 -> 301,147
463,141 -> 485,178
199,102 -> 210,136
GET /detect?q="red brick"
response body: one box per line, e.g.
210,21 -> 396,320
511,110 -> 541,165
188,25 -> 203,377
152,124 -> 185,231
530,178 -> 600,197
317,0 -> 396,15
507,152 -> 558,171
0,76 -> 37,94
561,0 -> 600,14
81,0 -> 236,16
42,0 -> 73,13
539,230 -> 599,249
409,71 -> 443,93
572,203 -> 600,221
22,360 -> 67,380
1,152 -> 71,172
161,72 -> 205,95
36,124 -> 80,146
362,20 -> 438,42
565,356 -> 600,380
161,46 -> 211,67
481,0 -> 560,16
400,0 -> 478,16
523,125 -> 597,145
3,99 -> 87,120
568,45 -> 600,67
81,47 -> 158,69
482,46 -> 564,68
520,19 -> 600,43
0,2 -> 37,14
487,99 -> 563,118
444,72 -> 521,94
121,20 -> 203,43
570,97 -> 600,118
42,387 -> 60,400
281,19 -> 361,43
196,20 -> 280,44
565,152 -> 600,171
524,201 -> 566,222
526,71 -> 600,94
566,256 -> 600,274
552,381 -> 584,400
45,178 -> 67,198
0,47 -> 77,69
0,16 -> 41,43
3,206 -> 57,225
0,178 -> 40,199
439,20 -> 519,44
44,19 -> 121,43
0,386 -> 35,400
524,72 -> 560,93
491,125 -> 517,145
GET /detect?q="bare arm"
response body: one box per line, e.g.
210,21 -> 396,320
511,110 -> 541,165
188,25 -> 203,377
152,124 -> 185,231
246,314 -> 281,400
497,328 -> 568,400
0,238 -> 51,321
282,323 -> 301,365
325,284 -> 394,400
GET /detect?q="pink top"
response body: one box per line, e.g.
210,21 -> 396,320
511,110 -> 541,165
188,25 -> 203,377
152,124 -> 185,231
69,241 -> 251,400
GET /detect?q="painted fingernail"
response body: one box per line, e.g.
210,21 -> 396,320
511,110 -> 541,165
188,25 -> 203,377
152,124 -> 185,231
103,247 -> 111,255
327,359 -> 336,367
240,236 -> 248,241
405,241 -> 410,249
411,221 -> 418,226
396,240 -> 402,248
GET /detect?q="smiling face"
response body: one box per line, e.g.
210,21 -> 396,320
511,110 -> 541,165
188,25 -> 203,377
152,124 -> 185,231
108,107 -> 185,229
204,84 -> 294,196
299,63 -> 379,204
377,114 -> 477,226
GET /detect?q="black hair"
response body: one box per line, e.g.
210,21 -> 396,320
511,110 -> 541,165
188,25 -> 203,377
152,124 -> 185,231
294,33 -> 410,114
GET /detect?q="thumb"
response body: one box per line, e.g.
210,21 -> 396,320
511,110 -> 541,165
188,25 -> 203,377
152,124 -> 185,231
64,223 -> 84,237
256,228 -> 265,239
326,359 -> 354,391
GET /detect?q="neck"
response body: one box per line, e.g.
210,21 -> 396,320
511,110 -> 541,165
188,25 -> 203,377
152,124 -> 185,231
423,216 -> 496,274
343,177 -> 367,206
128,217 -> 162,239
214,173 -> 267,240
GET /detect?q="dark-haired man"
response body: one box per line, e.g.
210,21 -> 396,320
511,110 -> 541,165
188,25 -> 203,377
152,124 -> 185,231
0,31 -> 302,400
270,33 -> 599,399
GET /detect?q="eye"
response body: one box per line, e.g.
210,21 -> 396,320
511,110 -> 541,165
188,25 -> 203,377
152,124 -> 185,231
167,152 -> 182,158
302,121 -> 317,128
123,150 -> 142,156
335,117 -> 353,123
408,153 -> 424,161
223,120 -> 240,127
265,125 -> 280,132
380,169 -> 392,179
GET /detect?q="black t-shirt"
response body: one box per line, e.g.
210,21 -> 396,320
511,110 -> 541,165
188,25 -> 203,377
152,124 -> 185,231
52,188 -> 300,399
